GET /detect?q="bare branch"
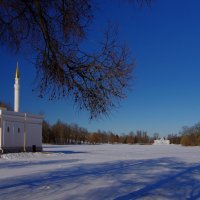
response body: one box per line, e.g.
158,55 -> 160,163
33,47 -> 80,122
0,0 -> 144,118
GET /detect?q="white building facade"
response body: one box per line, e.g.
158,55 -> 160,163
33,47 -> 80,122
0,65 -> 43,153
153,137 -> 170,145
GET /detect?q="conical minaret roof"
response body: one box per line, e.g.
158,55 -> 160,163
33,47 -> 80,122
15,62 -> 20,78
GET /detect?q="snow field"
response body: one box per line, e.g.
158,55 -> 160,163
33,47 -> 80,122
0,144 -> 200,200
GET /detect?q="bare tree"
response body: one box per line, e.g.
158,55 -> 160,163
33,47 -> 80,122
0,0 -> 151,118
0,101 -> 12,110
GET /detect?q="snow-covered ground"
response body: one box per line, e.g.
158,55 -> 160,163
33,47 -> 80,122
0,144 -> 200,200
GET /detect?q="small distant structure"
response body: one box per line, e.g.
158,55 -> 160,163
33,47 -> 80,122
0,63 -> 43,153
153,137 -> 170,145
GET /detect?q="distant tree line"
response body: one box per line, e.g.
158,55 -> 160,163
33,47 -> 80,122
167,134 -> 181,145
42,120 -> 154,145
179,123 -> 200,146
166,123 -> 200,146
43,120 -> 200,146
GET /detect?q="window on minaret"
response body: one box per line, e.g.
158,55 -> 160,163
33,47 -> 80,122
18,128 -> 20,133
7,127 -> 9,133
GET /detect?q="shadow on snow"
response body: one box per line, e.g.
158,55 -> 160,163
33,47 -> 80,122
0,157 -> 200,200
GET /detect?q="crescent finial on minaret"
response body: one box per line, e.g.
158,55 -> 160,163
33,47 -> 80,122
15,62 -> 20,78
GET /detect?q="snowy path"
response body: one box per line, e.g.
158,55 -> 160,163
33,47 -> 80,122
0,144 -> 200,200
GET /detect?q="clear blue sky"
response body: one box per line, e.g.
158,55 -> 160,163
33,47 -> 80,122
1,0 -> 200,136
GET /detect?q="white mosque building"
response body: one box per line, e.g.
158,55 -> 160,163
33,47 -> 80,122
0,64 -> 43,153
153,137 -> 170,145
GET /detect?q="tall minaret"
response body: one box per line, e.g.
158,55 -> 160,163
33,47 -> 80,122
14,62 -> 20,112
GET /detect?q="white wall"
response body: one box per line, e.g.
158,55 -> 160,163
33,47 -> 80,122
0,117 -> 1,147
0,110 -> 43,151
0,127 -> 1,148
25,113 -> 43,149
26,123 -> 42,148
13,122 -> 24,147
3,121 -> 24,148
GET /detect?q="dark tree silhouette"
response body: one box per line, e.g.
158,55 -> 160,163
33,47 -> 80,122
0,0 -> 151,118
0,101 -> 12,110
